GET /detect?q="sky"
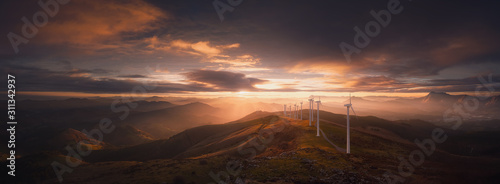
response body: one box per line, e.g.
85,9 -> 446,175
1,0 -> 500,99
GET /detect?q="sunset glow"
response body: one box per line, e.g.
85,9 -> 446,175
1,0 -> 499,100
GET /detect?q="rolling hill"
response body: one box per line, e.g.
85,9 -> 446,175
85,115 -> 285,162
100,125 -> 155,146
120,102 -> 230,139
42,111 -> 499,183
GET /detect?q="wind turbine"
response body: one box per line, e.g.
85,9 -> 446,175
300,102 -> 303,120
289,105 -> 292,118
308,98 -> 313,126
309,96 -> 315,126
344,93 -> 358,154
316,97 -> 321,137
294,103 -> 297,119
295,103 -> 299,119
284,104 -> 287,117
294,104 -> 297,119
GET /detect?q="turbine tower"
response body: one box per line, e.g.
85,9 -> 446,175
284,104 -> 287,117
289,105 -> 292,118
295,103 -> 299,119
300,102 -> 303,120
344,93 -> 358,154
294,103 -> 297,119
293,104 -> 297,119
310,96 -> 315,126
316,97 -> 321,137
308,98 -> 313,126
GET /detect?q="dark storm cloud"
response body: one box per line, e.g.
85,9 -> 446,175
56,60 -> 113,74
1,64 -> 273,93
2,63 -> 152,93
183,70 -> 268,91
117,74 -> 150,78
1,63 -> 194,93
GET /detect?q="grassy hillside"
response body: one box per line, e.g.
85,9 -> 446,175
121,102 -> 229,139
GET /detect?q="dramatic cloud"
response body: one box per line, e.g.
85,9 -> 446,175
145,37 -> 259,68
183,70 -> 268,91
1,64 -> 165,93
208,54 -> 261,67
117,75 -> 150,78
1,63 -> 273,93
40,0 -> 167,47
0,0 -> 168,56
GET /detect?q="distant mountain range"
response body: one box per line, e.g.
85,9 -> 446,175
321,92 -> 500,122
3,99 -> 229,156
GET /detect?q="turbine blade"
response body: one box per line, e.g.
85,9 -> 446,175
349,93 -> 351,104
350,106 -> 359,121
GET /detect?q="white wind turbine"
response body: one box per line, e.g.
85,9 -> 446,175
344,93 -> 358,154
293,103 -> 295,119
293,104 -> 297,119
308,98 -> 313,126
293,103 -> 297,119
300,102 -> 303,120
289,105 -> 292,118
294,103 -> 297,119
284,104 -> 287,117
295,103 -> 299,119
296,103 -> 299,119
316,97 -> 321,137
309,96 -> 315,126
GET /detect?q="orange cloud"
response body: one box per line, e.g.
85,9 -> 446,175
209,55 -> 261,67
286,60 -> 350,75
144,37 -> 262,68
146,37 -> 241,58
190,41 -> 222,56
170,39 -> 192,50
37,0 -> 167,51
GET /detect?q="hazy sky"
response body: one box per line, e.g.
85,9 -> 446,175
1,0 -> 499,98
